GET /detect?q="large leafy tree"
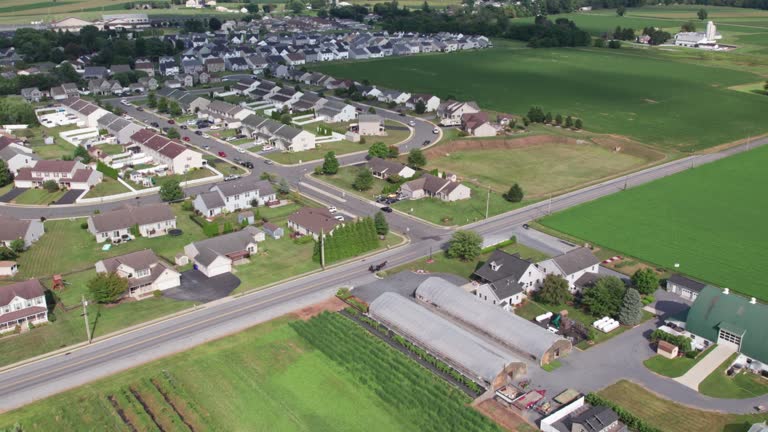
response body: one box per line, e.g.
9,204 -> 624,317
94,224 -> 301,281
536,274 -> 572,305
582,276 -> 626,317
88,272 -> 128,304
618,288 -> 643,326
446,230 -> 483,261
407,148 -> 426,168
367,142 -> 389,159
631,268 -> 659,295
353,169 -> 374,191
159,179 -> 183,201
0,160 -> 12,187
322,151 -> 339,175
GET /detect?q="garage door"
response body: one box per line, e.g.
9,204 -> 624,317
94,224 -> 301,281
718,329 -> 742,350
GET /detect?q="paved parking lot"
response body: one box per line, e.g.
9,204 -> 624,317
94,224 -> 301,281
163,269 -> 241,303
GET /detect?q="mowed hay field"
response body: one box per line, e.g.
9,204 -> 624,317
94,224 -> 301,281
540,144 -> 768,300
423,135 -> 663,198
0,315 -> 501,432
310,44 -> 768,152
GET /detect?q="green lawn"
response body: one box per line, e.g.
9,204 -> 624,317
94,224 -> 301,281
309,45 -> 768,151
699,353 -> 768,399
16,203 -> 206,278
643,345 -> 716,378
13,188 -> 66,205
599,380 -> 768,432
540,144 -> 768,301
81,177 -> 131,198
96,143 -> 125,156
0,316 -> 498,432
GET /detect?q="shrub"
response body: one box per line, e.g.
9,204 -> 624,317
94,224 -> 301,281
80,221 -> 89,229
97,161 -> 119,180
42,180 -> 59,193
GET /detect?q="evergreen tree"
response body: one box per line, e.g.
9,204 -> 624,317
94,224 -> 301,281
565,115 -> 573,128
322,151 -> 339,175
503,183 -> 524,203
157,96 -> 168,113
575,118 -> 583,129
407,148 -> 427,168
545,112 -> 553,124
374,212 -> 389,237
353,169 -> 374,191
147,91 -> 157,108
555,113 -> 563,126
618,288 -> 643,326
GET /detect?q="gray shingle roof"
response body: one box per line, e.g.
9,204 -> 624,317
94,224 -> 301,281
551,247 -> 599,275
473,249 -> 534,284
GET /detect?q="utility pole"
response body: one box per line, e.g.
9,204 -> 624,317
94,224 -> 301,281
320,229 -> 325,269
548,194 -> 552,215
82,295 -> 91,344
485,185 -> 490,219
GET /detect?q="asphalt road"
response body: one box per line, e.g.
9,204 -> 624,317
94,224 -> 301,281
0,90 -> 766,412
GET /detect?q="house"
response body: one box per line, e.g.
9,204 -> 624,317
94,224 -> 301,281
0,280 -> 48,333
314,100 -> 357,123
135,59 -> 155,77
674,21 -> 722,48
101,13 -> 150,30
202,100 -> 253,128
666,274 -> 706,301
87,204 -> 177,243
399,173 -> 471,202
437,100 -> 480,126
225,57 -> 250,72
184,226 -> 265,277
14,160 -> 102,190
405,94 -> 440,112
262,222 -> 284,239
657,340 -> 679,359
159,57 -> 179,77
0,261 -> 18,277
83,66 -> 108,80
182,57 -> 204,74
239,115 -> 316,152
97,112 -> 143,144
0,215 -> 45,248
204,57 -> 226,74
59,97 -> 110,128
20,87 -> 42,102
538,247 -> 600,293
287,207 -> 340,240
357,114 -> 385,136
129,129 -> 204,174
472,249 -> 544,308
367,157 -> 415,180
111,64 -> 131,75
138,76 -> 159,91
569,405 -> 624,432
686,286 -> 768,365
95,249 -> 181,299
0,144 -> 38,175
193,179 -> 276,218
460,112 -> 496,137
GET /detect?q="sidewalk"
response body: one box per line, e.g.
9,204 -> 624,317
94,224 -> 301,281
675,344 -> 735,390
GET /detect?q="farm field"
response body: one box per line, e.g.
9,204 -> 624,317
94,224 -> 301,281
598,380 -> 768,432
539,144 -> 768,301
310,44 -> 768,151
0,314 -> 502,432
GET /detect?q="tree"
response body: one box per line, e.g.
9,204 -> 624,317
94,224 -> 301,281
374,211 -> 389,236
147,91 -> 157,109
168,101 -> 182,117
73,145 -> 91,163
322,151 -> 339,175
446,230 -> 483,261
555,113 -> 563,126
42,179 -> 59,193
414,100 -> 426,114
260,171 -> 276,182
276,178 -> 291,195
503,183 -> 524,203
608,40 -> 622,49
631,268 -> 659,295
407,148 -> 426,168
582,276 -> 626,317
159,179 -> 183,201
88,272 -> 128,304
9,239 -> 25,254
288,0 -> 305,14
367,142 -> 389,159
166,128 -> 180,139
618,288 -> 643,326
617,5 -> 626,16
387,145 -> 399,159
697,8 -> 708,20
209,17 -> 222,31
353,169 -> 374,191
545,111 -> 553,124
565,116 -> 573,128
157,96 -> 168,113
536,274 -> 572,305
681,21 -> 696,32
280,113 -> 292,125
594,38 -> 606,48
0,160 -> 12,187
574,118 -> 583,129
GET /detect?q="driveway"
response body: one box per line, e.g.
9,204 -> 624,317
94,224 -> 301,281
54,189 -> 85,205
0,188 -> 27,203
163,269 -> 241,303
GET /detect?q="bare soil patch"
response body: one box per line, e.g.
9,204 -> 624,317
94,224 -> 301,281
474,399 -> 530,432
293,297 -> 347,320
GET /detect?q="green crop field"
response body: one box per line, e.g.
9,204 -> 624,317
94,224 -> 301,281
0,315 -> 501,432
539,144 -> 768,300
310,45 -> 768,151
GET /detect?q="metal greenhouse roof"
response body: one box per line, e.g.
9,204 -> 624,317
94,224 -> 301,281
415,277 -> 568,361
369,292 -> 523,384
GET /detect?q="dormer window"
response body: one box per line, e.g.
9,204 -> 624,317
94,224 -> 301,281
489,261 -> 502,272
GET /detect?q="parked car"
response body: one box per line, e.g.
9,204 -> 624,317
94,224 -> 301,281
136,106 -> 144,111
409,120 -> 415,126
432,127 -> 439,134
423,140 -> 430,146
180,125 -> 188,130
334,215 -> 345,222
240,161 -> 254,169
218,151 -> 227,157
120,99 -> 130,106
381,206 -> 393,213
150,122 -> 159,127
327,206 -> 337,213
264,159 -> 274,165
203,145 -> 210,150
183,136 -> 190,141
237,147 -> 245,153
168,119 -> 175,124
195,130 -> 203,136
224,175 -> 240,181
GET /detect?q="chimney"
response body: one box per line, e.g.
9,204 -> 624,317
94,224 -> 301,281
751,297 -> 757,305
723,288 -> 729,295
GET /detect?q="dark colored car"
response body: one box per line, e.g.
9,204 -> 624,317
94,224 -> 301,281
136,106 -> 144,111
150,122 -> 159,127
218,151 -> 227,157
183,136 -> 190,141
168,119 -> 175,124
194,130 -> 203,136
381,206 -> 393,213
423,140 -> 430,146
179,125 -> 188,130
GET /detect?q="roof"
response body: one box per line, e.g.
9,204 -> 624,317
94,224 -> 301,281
657,340 -> 677,354
0,279 -> 44,306
90,204 -> 175,232
415,277 -> 570,362
368,157 -> 406,175
473,249 -> 534,284
213,179 -> 274,198
686,286 -> 768,363
288,207 -> 339,234
489,276 -> 524,300
358,114 -> 382,124
0,306 -> 47,325
668,274 -> 707,292
570,406 -> 619,432
551,247 -> 599,275
369,292 -> 523,383
31,160 -> 78,173
99,249 -> 160,273
191,226 -> 262,265
197,191 -> 225,209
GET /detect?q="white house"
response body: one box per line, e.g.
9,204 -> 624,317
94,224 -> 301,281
14,160 -> 102,190
367,157 -> 415,180
184,226 -> 265,277
194,179 -> 276,218
0,215 -> 45,248
0,143 -> 37,175
538,247 -> 600,293
406,94 -> 440,112
129,129 -> 204,174
95,249 -> 181,299
437,100 -> 480,126
315,99 -> 357,123
472,249 -> 545,308
399,174 -> 471,202
87,204 -> 177,243
287,207 -> 340,240
0,279 -> 48,333
240,115 -> 316,152
357,114 -> 385,136
59,97 -> 109,128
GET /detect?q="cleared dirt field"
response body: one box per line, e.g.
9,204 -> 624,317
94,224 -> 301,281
424,134 -> 664,198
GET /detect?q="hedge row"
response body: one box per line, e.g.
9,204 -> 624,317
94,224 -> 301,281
585,393 -> 663,432
97,161 -> 119,180
312,217 -> 378,264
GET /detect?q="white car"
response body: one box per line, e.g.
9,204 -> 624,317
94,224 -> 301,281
237,147 -> 246,153
432,127 -> 440,134
210,125 -> 221,130
334,215 -> 345,222
120,99 -> 130,106
409,120 -> 415,126
327,206 -> 337,213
